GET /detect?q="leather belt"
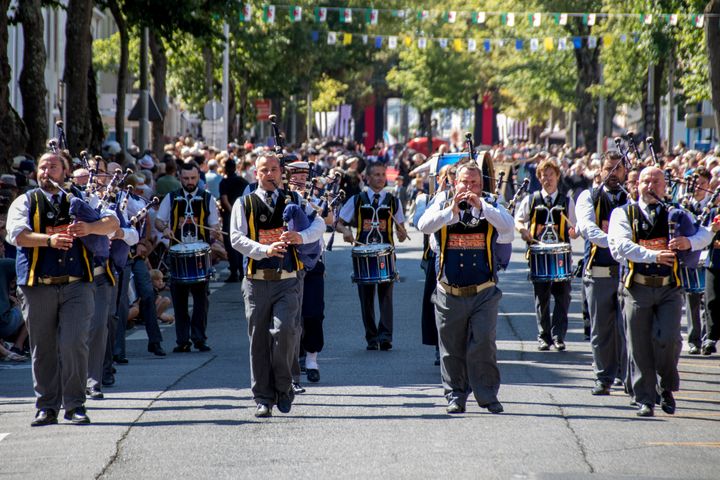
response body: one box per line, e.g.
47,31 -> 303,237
439,280 -> 495,298
633,273 -> 673,288
93,266 -> 106,276
36,275 -> 83,285
246,269 -> 297,281
588,265 -> 619,278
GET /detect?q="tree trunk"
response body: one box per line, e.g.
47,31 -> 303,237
227,77 -> 237,143
706,0 -> 720,135
203,43 -> 213,100
64,0 -> 94,154
421,108 -> 432,156
238,74 -> 248,140
573,48 -> 600,152
108,0 -> 128,151
87,60 -> 104,153
604,98 -> 617,142
149,30 -> 168,156
18,0 -> 48,159
0,0 -> 29,169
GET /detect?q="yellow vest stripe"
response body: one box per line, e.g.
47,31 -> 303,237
28,192 -> 42,286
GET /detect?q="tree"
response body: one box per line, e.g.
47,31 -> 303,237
17,0 -> 47,158
64,0 -> 95,154
705,0 -> 720,133
105,0 -> 130,151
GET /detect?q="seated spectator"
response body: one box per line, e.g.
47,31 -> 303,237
149,269 -> 174,325
0,258 -> 28,360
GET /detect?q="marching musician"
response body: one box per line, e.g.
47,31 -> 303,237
608,166 -> 713,416
156,162 -> 220,353
6,152 -> 119,426
515,158 -> 579,351
417,161 -> 514,414
230,153 -> 325,417
701,189 -> 720,356
683,167 -> 712,354
575,152 -> 629,395
336,162 -> 408,351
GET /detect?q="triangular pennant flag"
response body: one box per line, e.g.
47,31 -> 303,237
341,8 -> 352,23
290,6 -> 302,22
515,39 -> 523,50
343,33 -> 352,45
588,36 -> 598,48
530,13 -> 542,27
418,37 -> 427,49
558,37 -> 567,50
362,34 -> 368,45
501,13 -> 515,26
583,13 -> 596,26
263,5 -> 275,23
311,31 -> 319,43
544,37 -> 554,51
530,38 -> 539,52
439,38 -> 449,49
446,11 -> 457,24
556,13 -> 568,26
375,36 -> 382,48
240,3 -> 252,22
483,40 -> 491,52
693,14 -> 704,28
472,12 -> 486,24
388,36 -> 397,49
453,38 -> 463,52
667,14 -> 678,26
314,7 -> 327,22
418,10 -> 429,21
603,35 -> 614,47
573,37 -> 582,49
642,14 -> 653,25
468,38 -> 477,52
327,31 -> 337,45
366,8 -> 378,25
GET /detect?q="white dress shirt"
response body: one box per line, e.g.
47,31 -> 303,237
575,187 -> 627,249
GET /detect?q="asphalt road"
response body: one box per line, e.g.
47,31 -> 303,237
1,230 -> 719,479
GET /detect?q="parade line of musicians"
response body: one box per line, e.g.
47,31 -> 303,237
5,143 -> 720,424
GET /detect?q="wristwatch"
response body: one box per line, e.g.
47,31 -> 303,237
46,236 -> 52,247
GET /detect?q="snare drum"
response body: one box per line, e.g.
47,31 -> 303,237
679,266 -> 705,294
351,243 -> 398,284
168,242 -> 212,284
529,243 -> 573,282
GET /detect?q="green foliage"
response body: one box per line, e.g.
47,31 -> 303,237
92,32 -> 139,76
312,74 -> 348,111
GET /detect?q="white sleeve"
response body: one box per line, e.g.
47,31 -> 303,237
608,208 -> 657,264
482,200 -> 515,244
6,194 -> 31,247
575,189 -> 608,248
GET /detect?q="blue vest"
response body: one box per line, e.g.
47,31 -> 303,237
16,189 -> 94,286
584,188 -> 627,269
435,217 -> 495,287
242,190 -> 302,274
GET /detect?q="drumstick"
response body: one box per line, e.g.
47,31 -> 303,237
389,212 -> 411,241
193,224 -> 230,236
561,212 -> 576,229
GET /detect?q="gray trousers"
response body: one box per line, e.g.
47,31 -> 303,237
87,273 -> 113,391
685,292 -> 704,348
19,282 -> 94,411
102,283 -> 119,382
585,274 -> 627,386
243,277 -> 300,405
623,284 -> 683,406
433,285 -> 502,407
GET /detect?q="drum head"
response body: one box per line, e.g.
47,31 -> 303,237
529,242 -> 572,254
170,242 -> 211,253
352,243 -> 394,255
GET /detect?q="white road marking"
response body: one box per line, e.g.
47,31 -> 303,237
0,433 -> 9,443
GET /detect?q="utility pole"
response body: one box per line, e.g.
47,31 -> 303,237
596,63 -> 605,152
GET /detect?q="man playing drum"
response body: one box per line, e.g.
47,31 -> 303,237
336,162 -> 407,351
230,153 -> 325,417
515,158 -> 578,351
608,167 -> 712,416
156,161 -> 220,353
575,152 -> 629,395
417,161 -> 514,414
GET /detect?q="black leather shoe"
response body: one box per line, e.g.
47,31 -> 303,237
379,340 -> 392,351
292,382 -> 306,394
173,343 -> 191,353
689,345 -> 701,355
194,342 -> 211,352
538,339 -> 550,351
636,404 -> 654,417
591,382 -> 611,396
306,369 -> 320,383
446,401 -> 465,414
584,326 -> 591,341
148,342 -> 166,356
366,341 -> 379,351
660,391 -> 676,415
64,406 -> 91,424
255,403 -> 272,418
86,387 -> 104,400
702,340 -> 717,356
483,401 -> 504,414
101,374 -> 115,387
31,409 -> 58,427
113,355 -> 128,364
553,339 -> 566,351
277,390 -> 294,414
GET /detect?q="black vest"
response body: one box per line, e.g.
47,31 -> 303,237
529,191 -> 570,242
585,188 -> 627,268
170,189 -> 212,244
354,191 -> 396,245
623,203 -> 679,286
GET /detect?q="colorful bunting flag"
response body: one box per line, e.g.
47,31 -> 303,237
501,13 -> 515,27
530,38 -> 539,52
667,14 -> 679,26
362,35 -> 368,45
439,38 -> 448,49
327,31 -> 336,45
374,36 -> 382,48
343,33 -> 352,45
583,13 -> 596,26
641,14 -> 653,25
530,13 -> 542,27
468,38 -> 476,52
314,7 -> 326,22
404,36 -> 412,47
453,38 -> 463,51
290,6 -> 302,22
472,12 -> 486,24
588,36 -> 598,48
573,37 -> 582,49
418,10 -> 429,21
263,5 -> 275,23
620,33 -> 628,43
240,3 -> 252,22
483,40 -> 491,52
515,39 -> 523,50
311,31 -> 319,42
366,8 -> 378,25
418,37 -> 427,49
445,11 -> 457,24
341,8 -> 352,23
558,37 -> 567,50
388,36 -> 397,49
544,37 -> 554,51
693,14 -> 704,28
556,13 -> 568,26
